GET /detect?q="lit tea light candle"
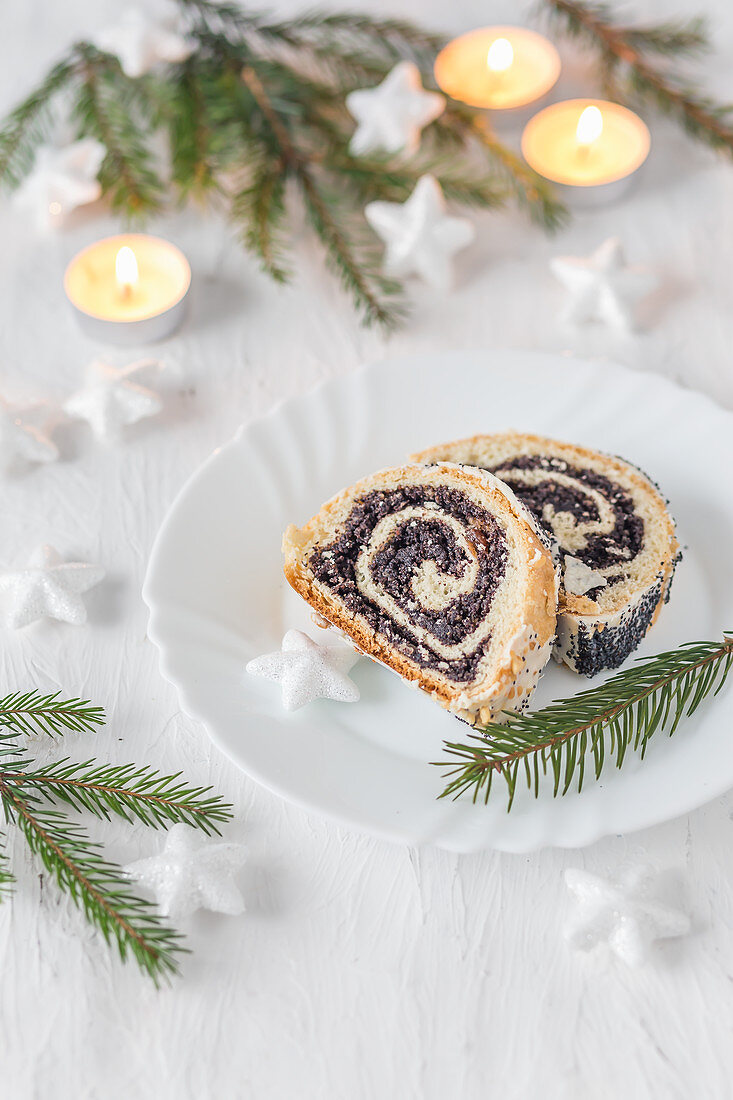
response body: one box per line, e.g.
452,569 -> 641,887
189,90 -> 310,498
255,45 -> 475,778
521,99 -> 650,204
434,27 -> 561,118
64,233 -> 191,345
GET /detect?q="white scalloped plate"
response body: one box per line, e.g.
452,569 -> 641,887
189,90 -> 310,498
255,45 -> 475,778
144,352 -> 733,852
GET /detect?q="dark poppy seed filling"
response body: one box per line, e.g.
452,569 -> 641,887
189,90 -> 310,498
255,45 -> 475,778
487,456 -> 644,600
309,486 -> 508,682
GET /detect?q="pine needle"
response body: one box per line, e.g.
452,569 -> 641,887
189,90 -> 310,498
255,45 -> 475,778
436,633 -> 733,810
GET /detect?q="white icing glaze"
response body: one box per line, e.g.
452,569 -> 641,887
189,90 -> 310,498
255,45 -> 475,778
563,555 -> 608,597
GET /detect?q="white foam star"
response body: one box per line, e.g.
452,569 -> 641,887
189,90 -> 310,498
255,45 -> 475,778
92,6 -> 194,79
14,140 -> 105,231
346,61 -> 445,156
0,400 -> 58,472
63,359 -> 163,441
550,237 -> 655,330
365,174 -> 475,291
246,629 -> 360,711
0,545 -> 105,629
564,864 -> 690,966
124,823 -> 247,920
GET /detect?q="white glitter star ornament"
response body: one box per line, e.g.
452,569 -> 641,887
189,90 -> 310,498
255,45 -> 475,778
124,824 -> 247,920
63,359 -> 163,441
246,629 -> 360,710
365,174 -> 475,292
564,864 -> 690,967
346,61 -> 445,156
0,545 -> 105,629
92,6 -> 194,79
550,237 -> 655,330
14,139 -> 105,231
0,399 -> 58,472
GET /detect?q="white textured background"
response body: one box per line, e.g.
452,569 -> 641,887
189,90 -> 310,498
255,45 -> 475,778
2,1 -> 733,1097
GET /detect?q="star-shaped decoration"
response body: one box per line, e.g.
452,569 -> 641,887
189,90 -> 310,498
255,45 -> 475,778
0,545 -> 105,629
246,629 -> 360,711
564,864 -> 690,967
14,139 -> 105,231
92,6 -> 194,79
63,359 -> 163,441
124,823 -> 246,920
365,174 -> 475,291
346,61 -> 445,156
0,399 -> 58,473
550,237 -> 655,330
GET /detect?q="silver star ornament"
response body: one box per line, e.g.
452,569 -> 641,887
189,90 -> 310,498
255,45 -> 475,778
550,237 -> 655,330
64,359 -> 163,441
0,545 -> 105,629
365,174 -> 475,291
92,6 -> 194,79
346,61 -> 445,156
564,864 -> 690,967
124,823 -> 247,920
246,629 -> 360,710
0,399 -> 58,472
14,139 -> 105,231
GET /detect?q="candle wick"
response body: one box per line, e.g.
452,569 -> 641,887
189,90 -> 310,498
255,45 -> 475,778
120,282 -> 134,301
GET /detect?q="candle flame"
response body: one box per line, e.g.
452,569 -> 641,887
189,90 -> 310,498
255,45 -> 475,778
115,246 -> 139,292
486,37 -> 514,73
576,105 -> 603,146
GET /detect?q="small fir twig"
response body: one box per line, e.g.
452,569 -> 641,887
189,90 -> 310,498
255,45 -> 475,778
0,690 -> 105,738
0,832 -> 14,898
0,54 -> 77,188
73,44 -> 165,215
1,785 -> 185,982
543,0 -> 733,158
4,758 -> 232,835
0,692 -> 234,983
241,62 -> 405,328
437,633 -> 733,810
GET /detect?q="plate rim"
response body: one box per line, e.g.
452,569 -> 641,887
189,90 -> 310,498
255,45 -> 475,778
143,350 -> 733,851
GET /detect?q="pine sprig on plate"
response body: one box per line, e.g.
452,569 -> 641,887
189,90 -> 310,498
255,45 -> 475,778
438,633 -> 733,810
0,691 -> 233,983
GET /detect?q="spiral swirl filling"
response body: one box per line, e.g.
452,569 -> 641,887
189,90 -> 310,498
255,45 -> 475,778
488,456 -> 643,599
309,486 -> 508,682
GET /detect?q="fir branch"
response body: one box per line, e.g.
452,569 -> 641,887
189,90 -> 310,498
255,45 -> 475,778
438,634 -> 733,810
0,831 -> 14,900
0,784 -> 184,982
4,758 -> 232,835
0,54 -> 77,187
182,1 -> 444,66
318,147 -> 507,210
0,691 -> 105,739
168,58 -> 219,198
439,104 -> 568,230
241,63 -> 404,328
230,155 -> 291,282
543,0 -> 733,158
74,45 -> 164,214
